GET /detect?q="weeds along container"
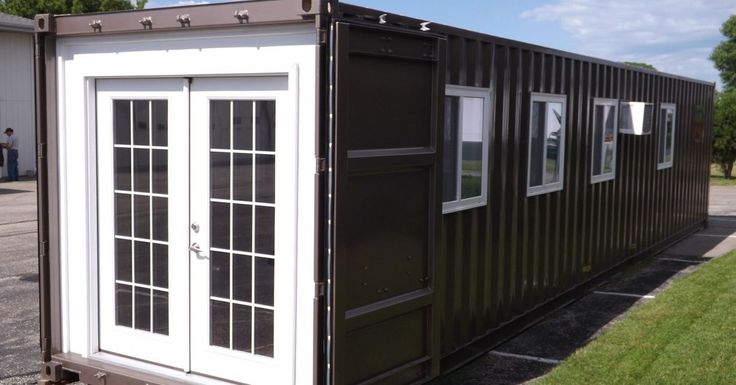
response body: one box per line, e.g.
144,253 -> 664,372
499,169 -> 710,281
33,1 -> 714,384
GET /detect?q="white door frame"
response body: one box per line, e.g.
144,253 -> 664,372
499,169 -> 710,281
57,27 -> 317,385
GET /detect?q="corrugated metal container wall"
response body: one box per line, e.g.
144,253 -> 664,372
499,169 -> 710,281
437,35 -> 714,359
0,31 -> 36,177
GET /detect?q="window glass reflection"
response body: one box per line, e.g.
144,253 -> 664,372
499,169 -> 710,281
460,97 -> 483,199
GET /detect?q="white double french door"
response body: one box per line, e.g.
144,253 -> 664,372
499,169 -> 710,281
96,77 -> 296,385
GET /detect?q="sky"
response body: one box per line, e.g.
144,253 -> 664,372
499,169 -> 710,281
147,0 -> 736,87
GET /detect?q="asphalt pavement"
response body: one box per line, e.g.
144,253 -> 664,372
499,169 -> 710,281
0,179 -> 40,385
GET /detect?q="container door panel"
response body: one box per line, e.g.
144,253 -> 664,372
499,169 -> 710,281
333,23 -> 445,385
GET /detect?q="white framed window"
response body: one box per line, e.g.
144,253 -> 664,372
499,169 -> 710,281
442,85 -> 491,214
591,98 -> 618,183
527,93 -> 566,196
657,103 -> 676,170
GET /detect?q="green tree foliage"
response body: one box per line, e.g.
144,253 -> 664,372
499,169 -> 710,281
714,90 -> 736,179
712,15 -> 736,179
711,15 -> 736,90
0,0 -> 147,19
623,62 -> 658,71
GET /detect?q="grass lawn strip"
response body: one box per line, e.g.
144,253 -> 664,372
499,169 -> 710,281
537,250 -> 736,385
638,273 -> 736,385
711,163 -> 736,186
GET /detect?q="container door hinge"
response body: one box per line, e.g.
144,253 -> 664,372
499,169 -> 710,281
315,281 -> 325,297
39,240 -> 48,258
316,158 -> 326,173
37,142 -> 47,159
41,337 -> 50,354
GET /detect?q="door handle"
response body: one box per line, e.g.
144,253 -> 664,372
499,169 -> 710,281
190,242 -> 207,259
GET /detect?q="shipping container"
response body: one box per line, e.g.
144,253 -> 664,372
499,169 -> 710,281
33,1 -> 714,384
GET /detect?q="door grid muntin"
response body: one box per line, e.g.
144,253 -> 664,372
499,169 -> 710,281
113,99 -> 170,335
208,99 -> 276,357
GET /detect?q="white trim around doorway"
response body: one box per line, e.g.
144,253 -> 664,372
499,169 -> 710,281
55,25 -> 318,385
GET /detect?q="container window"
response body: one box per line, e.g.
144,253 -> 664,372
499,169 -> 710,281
442,85 -> 491,214
527,93 -> 566,196
591,98 -> 618,183
658,103 -> 676,170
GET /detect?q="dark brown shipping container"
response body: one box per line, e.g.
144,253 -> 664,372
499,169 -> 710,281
33,1 -> 714,385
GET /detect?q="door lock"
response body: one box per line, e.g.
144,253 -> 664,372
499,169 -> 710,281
191,222 -> 200,233
189,242 -> 207,259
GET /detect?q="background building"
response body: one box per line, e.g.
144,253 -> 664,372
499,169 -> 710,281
0,12 -> 36,179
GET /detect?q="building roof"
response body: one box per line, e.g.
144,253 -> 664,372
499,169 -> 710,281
0,12 -> 34,33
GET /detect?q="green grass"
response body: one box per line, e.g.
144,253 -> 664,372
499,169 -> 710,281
462,160 -> 482,172
460,175 -> 481,198
537,250 -> 736,385
711,163 -> 736,186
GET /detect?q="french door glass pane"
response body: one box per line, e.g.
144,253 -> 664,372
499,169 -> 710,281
255,101 -> 275,151
113,100 -> 131,145
233,305 -> 253,352
152,150 -> 168,194
115,284 -> 132,327
134,287 -> 151,331
151,100 -> 168,146
113,99 -> 170,335
210,251 -> 230,299
233,204 -> 252,252
114,148 -> 131,190
210,152 -> 230,200
255,155 -> 275,203
254,308 -> 274,357
153,290 -> 169,335
209,100 -> 276,357
233,101 -> 254,150
114,193 -> 131,237
115,239 -> 132,281
233,255 -> 252,302
233,154 -> 253,202
133,100 -> 150,146
134,149 -> 150,193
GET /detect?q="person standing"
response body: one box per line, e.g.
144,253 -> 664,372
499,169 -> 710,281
3,128 -> 18,181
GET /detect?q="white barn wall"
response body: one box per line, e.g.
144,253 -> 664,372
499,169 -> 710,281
0,31 -> 35,177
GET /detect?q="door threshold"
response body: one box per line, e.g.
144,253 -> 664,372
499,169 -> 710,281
86,352 -> 240,385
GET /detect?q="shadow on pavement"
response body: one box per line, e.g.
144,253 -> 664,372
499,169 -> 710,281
17,274 -> 38,283
0,188 -> 32,195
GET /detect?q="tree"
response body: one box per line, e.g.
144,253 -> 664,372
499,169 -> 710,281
713,89 -> 736,179
711,15 -> 736,90
623,62 -> 658,71
0,0 -> 147,19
